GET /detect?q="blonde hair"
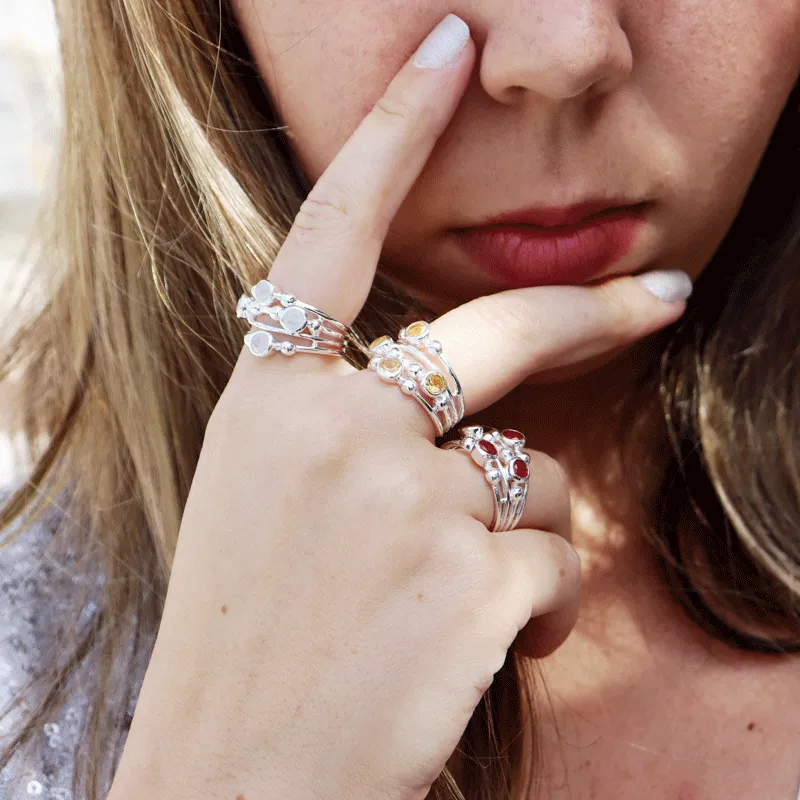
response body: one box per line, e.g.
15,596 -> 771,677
0,1 -> 798,797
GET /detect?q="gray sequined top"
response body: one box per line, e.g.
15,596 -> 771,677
0,517 -> 83,798
0,509 -> 140,799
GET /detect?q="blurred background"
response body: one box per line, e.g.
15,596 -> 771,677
0,0 -> 60,485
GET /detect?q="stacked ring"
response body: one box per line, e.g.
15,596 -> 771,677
236,279 -> 350,358
442,426 -> 530,533
367,321 -> 465,436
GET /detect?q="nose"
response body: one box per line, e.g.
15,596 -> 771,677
476,0 -> 633,104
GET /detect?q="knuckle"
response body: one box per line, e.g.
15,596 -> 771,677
372,93 -> 420,133
473,294 -> 547,364
294,182 -> 360,238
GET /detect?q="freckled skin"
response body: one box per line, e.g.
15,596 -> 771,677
232,0 -> 800,334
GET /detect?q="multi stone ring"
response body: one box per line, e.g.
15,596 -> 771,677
236,279 -> 351,358
441,426 -> 530,533
367,320 -> 465,437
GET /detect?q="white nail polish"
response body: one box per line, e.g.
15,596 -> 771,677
635,269 -> 693,303
413,14 -> 470,70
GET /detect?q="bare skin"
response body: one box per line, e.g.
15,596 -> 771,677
229,1 -> 800,797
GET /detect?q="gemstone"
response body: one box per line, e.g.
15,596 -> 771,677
377,357 -> 403,378
477,439 -> 498,457
405,321 -> 429,339
423,372 -> 447,396
369,335 -> 392,351
501,429 -> 525,444
245,331 -> 273,357
252,279 -> 275,305
510,458 -> 530,479
280,306 -> 308,333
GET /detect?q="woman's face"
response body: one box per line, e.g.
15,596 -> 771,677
232,0 -> 800,314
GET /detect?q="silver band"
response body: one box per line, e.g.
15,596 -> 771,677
442,426 -> 530,533
236,279 -> 350,358
367,321 -> 465,436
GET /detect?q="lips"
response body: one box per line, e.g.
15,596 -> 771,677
450,201 -> 650,288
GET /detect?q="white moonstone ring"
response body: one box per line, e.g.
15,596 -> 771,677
441,426 -> 530,533
236,279 -> 351,358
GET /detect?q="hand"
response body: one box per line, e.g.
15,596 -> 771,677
109,14 -> 689,800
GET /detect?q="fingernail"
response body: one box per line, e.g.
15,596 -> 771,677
635,269 -> 693,303
413,14 -> 470,70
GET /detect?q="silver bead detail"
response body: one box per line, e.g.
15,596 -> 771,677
428,340 -> 443,354
281,341 -> 297,356
401,378 -> 416,394
308,318 -> 323,334
408,363 -> 423,378
26,781 -> 43,796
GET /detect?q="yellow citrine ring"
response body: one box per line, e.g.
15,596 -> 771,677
367,321 -> 465,437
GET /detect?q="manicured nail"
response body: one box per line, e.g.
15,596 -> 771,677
413,14 -> 471,69
635,269 -> 693,303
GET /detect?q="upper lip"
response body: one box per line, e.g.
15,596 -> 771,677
459,199 -> 649,230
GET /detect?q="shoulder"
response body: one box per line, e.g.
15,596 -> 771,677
0,493 -> 88,799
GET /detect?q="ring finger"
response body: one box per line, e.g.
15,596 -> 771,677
437,444 -> 572,541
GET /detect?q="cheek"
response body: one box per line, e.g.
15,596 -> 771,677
237,0 -> 445,180
636,1 -> 800,227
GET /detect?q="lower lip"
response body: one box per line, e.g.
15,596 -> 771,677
451,210 -> 647,288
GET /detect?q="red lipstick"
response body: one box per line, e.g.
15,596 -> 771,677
451,201 -> 649,288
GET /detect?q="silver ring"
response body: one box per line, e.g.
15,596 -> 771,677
441,426 -> 530,533
236,279 -> 350,358
367,321 -> 465,436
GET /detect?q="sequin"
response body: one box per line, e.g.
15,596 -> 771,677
0,507 -> 133,799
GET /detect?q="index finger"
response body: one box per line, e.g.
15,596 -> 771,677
268,15 -> 475,324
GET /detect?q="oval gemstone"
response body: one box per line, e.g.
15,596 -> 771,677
423,372 -> 448,396
377,357 -> 403,378
369,335 -> 392,351
246,331 -> 273,357
252,279 -> 275,305
477,439 -> 499,457
501,429 -> 525,443
405,321 -> 429,339
511,458 -> 530,480
280,306 -> 308,333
